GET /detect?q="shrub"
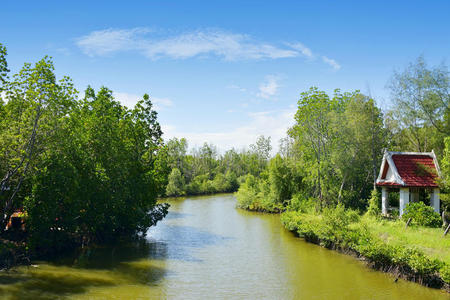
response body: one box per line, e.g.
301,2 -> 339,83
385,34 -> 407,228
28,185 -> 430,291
366,189 -> 381,217
236,175 -> 259,209
236,175 -> 283,212
287,193 -> 315,213
166,168 -> 185,196
402,202 -> 442,228
440,264 -> 450,284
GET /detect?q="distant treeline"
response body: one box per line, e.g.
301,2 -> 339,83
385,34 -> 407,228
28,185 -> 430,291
159,136 -> 272,197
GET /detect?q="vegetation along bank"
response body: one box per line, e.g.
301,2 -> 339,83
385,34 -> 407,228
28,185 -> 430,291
236,56 -> 450,291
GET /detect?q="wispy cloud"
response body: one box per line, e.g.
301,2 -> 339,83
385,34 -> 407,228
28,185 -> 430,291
161,108 -> 296,154
322,55 -> 341,70
288,42 -> 314,58
114,92 -> 173,111
77,28 -> 297,61
257,75 -> 280,99
75,28 -> 341,68
76,28 -> 151,56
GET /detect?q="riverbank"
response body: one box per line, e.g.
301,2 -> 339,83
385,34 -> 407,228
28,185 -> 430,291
1,194 -> 447,299
280,206 -> 450,292
160,191 -> 235,201
0,238 -> 29,269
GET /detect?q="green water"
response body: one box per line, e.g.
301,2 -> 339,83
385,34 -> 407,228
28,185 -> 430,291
0,194 -> 448,299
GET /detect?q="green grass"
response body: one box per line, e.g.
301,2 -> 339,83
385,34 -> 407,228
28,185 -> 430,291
361,216 -> 450,264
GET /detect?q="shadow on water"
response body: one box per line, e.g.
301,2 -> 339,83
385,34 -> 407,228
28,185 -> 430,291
0,268 -> 121,300
0,238 -> 169,299
0,220 -> 231,299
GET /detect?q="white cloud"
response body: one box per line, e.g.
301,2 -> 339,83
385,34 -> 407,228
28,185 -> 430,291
76,28 -> 298,61
76,28 -> 341,68
322,56 -> 341,70
161,108 -> 296,155
288,42 -> 314,58
113,92 -> 173,111
257,75 -> 280,99
76,28 -> 150,56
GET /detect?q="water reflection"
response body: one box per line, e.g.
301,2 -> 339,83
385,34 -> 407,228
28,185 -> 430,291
147,224 -> 232,262
164,211 -> 191,220
0,194 -> 448,300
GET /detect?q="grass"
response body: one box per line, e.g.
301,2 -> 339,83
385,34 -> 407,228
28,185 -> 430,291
361,216 -> 450,264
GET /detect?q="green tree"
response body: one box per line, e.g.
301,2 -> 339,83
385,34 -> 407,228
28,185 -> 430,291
388,56 -> 449,154
166,168 -> 185,196
0,55 -> 77,231
289,87 -> 340,207
440,137 -> 450,212
330,92 -> 385,208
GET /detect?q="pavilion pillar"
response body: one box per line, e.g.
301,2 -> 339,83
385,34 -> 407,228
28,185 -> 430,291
399,188 -> 410,217
430,188 -> 440,214
381,187 -> 389,215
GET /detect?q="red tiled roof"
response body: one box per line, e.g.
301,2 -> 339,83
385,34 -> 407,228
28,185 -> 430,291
376,181 -> 402,187
391,154 -> 438,187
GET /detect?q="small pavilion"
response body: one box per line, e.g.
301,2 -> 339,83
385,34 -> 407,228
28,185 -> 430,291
375,151 -> 441,216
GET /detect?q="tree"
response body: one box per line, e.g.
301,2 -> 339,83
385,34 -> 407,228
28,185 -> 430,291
287,88 -> 386,210
0,55 -> 77,231
440,137 -> 450,212
166,138 -> 188,170
166,168 -> 185,196
21,84 -> 166,248
330,92 -> 385,208
268,154 -> 300,205
289,87 -> 340,207
388,56 -> 449,154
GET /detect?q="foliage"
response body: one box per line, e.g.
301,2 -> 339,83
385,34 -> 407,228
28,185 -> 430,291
0,46 -> 168,252
440,137 -> 450,211
286,88 -> 385,210
166,168 -> 185,196
159,135 -> 272,197
402,202 -> 442,228
387,55 -> 449,155
235,174 -> 282,212
366,189 -> 381,217
281,208 -> 449,286
0,43 -> 9,86
286,193 -> 315,213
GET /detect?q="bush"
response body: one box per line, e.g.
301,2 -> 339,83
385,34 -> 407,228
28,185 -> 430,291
440,264 -> 450,284
366,189 -> 381,217
236,175 -> 259,209
235,175 -> 282,212
402,202 -> 442,228
287,193 -> 315,213
166,168 -> 185,196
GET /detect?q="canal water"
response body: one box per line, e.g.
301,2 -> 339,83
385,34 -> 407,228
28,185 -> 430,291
0,194 -> 448,299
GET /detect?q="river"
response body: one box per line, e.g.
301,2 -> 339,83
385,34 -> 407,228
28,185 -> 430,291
0,194 -> 448,299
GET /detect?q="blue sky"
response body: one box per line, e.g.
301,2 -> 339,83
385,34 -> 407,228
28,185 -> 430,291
2,1 -> 450,152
